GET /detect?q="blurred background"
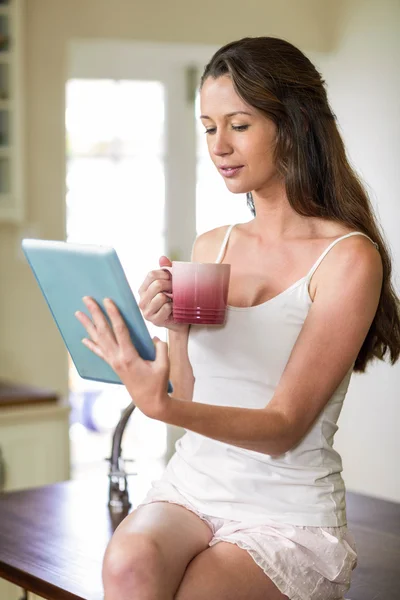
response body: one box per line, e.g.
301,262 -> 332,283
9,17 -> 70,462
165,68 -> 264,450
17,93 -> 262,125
0,0 -> 399,507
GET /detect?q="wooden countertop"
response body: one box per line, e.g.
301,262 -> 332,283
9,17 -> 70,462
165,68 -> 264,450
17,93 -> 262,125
0,479 -> 116,600
0,479 -> 399,600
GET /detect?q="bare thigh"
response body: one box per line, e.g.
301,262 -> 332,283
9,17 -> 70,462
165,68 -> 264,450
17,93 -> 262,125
102,501 -> 213,599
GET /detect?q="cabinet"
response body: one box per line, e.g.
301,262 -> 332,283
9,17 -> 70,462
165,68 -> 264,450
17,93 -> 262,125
0,382 -> 71,600
0,0 -> 24,222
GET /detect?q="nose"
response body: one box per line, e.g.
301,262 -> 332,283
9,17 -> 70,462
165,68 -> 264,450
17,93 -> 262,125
210,130 -> 233,157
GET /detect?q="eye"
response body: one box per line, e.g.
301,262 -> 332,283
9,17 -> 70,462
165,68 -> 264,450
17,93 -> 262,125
204,125 -> 249,135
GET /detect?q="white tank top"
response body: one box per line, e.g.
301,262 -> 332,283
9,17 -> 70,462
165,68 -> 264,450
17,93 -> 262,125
163,225 -> 378,527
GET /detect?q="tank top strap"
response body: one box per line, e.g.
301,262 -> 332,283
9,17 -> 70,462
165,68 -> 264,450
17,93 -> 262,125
215,223 -> 236,263
305,231 -> 379,280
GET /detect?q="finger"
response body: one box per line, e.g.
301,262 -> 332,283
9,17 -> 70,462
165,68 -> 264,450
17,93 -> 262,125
139,279 -> 172,312
82,337 -> 105,359
75,310 -> 98,342
153,336 -> 170,370
83,297 -> 116,343
159,255 -> 172,267
145,291 -> 172,317
138,269 -> 171,297
146,301 -> 173,328
103,298 -> 138,355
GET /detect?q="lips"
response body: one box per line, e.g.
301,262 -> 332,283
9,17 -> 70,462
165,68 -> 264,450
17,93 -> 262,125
219,165 -> 243,170
218,165 -> 244,177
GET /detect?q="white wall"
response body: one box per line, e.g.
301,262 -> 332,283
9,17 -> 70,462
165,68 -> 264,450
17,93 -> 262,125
0,0 -> 337,397
313,0 -> 400,502
0,0 -> 398,501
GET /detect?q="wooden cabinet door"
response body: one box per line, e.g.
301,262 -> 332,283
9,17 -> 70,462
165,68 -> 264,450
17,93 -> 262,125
0,581 -> 48,600
0,404 -> 70,492
0,404 -> 70,599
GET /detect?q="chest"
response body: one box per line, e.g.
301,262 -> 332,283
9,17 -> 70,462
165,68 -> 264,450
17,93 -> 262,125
225,250 -> 317,308
188,289 -> 311,387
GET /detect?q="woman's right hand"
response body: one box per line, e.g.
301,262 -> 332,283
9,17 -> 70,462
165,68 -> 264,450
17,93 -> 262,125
138,256 -> 189,333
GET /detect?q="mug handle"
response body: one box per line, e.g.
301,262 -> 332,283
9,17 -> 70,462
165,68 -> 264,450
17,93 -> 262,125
161,266 -> 173,299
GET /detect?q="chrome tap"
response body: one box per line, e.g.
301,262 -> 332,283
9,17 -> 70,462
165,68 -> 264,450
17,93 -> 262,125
107,401 -> 136,513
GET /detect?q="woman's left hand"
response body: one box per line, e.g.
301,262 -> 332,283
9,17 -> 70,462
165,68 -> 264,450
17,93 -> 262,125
75,296 -> 171,419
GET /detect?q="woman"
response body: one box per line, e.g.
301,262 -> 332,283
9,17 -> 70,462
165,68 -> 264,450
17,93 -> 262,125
76,37 -> 400,600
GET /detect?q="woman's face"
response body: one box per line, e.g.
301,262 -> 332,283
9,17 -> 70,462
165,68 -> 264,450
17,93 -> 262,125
200,75 -> 279,195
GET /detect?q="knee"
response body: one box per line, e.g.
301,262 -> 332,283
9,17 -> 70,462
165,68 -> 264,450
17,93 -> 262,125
102,532 -> 164,597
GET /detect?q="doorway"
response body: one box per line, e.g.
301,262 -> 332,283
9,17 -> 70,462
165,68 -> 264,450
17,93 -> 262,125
65,40 -> 251,495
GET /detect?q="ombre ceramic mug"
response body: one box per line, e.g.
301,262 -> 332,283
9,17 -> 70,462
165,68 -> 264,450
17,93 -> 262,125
162,261 -> 231,325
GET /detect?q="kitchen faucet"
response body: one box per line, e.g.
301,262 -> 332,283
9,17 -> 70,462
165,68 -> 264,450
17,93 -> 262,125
107,401 -> 136,513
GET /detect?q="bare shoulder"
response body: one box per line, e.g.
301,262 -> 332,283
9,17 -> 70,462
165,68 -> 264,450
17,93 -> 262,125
191,225 -> 232,262
315,232 -> 383,300
330,233 -> 380,274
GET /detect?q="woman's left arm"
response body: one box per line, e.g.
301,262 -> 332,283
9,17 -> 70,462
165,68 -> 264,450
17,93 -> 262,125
77,239 -> 382,456
163,240 -> 383,454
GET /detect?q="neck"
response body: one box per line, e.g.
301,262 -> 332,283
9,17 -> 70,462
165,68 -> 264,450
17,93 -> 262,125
250,184 -> 317,242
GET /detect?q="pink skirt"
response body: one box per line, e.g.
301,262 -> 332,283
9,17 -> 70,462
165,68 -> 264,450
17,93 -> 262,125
137,479 -> 358,600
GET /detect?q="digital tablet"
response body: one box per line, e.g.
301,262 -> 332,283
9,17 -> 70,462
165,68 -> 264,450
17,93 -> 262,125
21,238 -> 173,393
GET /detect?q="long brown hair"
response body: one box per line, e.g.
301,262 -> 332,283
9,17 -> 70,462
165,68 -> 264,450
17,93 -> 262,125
200,36 -> 400,373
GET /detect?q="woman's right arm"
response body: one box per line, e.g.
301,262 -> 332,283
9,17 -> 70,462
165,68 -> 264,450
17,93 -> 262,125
138,247 -> 198,402
165,235 -> 207,402
167,328 -> 194,401
138,227 -> 227,402
167,228 -> 228,401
